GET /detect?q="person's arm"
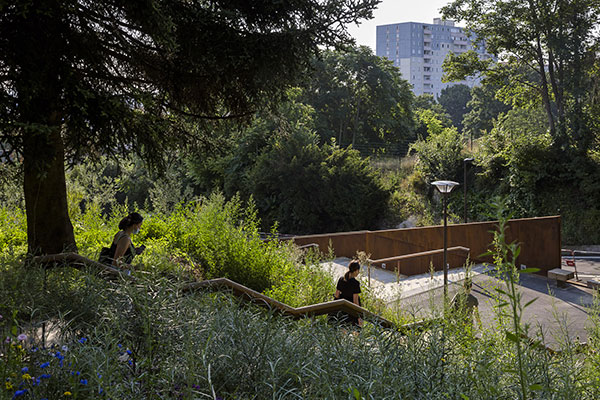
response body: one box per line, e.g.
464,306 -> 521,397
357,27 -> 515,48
112,236 -> 131,268
335,289 -> 341,299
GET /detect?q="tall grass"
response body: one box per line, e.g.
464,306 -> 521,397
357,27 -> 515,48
2,195 -> 600,399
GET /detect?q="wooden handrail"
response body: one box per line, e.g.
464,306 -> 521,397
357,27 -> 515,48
182,277 -> 394,328
368,246 -> 470,264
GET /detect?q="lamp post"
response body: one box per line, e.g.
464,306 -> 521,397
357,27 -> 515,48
463,158 -> 474,223
431,180 -> 459,300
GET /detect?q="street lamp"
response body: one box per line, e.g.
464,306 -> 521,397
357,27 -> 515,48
431,180 -> 459,300
463,158 -> 474,223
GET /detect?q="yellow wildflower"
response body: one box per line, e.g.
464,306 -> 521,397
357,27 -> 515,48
22,373 -> 32,380
64,391 -> 72,396
5,381 -> 13,390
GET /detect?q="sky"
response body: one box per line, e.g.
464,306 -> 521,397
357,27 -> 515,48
347,0 -> 455,51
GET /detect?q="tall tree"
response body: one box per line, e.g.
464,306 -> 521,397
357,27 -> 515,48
437,84 -> 472,132
301,46 -> 415,155
0,0 -> 379,254
442,0 -> 600,152
462,81 -> 512,142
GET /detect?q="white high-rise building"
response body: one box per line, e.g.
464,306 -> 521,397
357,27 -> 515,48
376,19 -> 490,98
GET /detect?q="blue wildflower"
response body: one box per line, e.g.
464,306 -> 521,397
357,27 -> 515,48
12,389 -> 27,398
128,360 -> 133,366
79,338 -> 87,344
99,388 -> 103,394
54,351 -> 64,367
20,367 -> 28,374
80,379 -> 88,385
40,362 -> 50,369
117,344 -> 122,349
39,374 -> 51,380
126,349 -> 132,355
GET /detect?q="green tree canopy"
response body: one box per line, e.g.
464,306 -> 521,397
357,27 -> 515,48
188,90 -> 388,234
462,81 -> 512,141
442,0 -> 600,152
409,110 -> 464,182
300,46 -> 415,155
437,84 -> 472,132
0,0 -> 380,254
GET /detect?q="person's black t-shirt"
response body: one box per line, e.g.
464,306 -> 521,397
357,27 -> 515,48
336,277 -> 361,304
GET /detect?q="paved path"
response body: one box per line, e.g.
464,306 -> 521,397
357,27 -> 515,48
321,258 -> 598,349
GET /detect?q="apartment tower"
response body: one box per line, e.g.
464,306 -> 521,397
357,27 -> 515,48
376,18 -> 488,98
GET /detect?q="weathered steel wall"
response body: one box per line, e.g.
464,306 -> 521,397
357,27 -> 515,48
291,216 -> 561,276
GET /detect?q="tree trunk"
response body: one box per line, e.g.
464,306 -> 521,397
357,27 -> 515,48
534,36 -> 556,138
23,124 -> 77,255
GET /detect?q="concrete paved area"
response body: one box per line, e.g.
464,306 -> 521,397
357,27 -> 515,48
321,257 -> 599,349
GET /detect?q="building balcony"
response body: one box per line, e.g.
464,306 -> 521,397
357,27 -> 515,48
423,58 -> 432,64
423,28 -> 432,34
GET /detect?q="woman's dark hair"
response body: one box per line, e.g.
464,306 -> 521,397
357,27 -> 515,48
118,212 -> 144,230
344,260 -> 361,281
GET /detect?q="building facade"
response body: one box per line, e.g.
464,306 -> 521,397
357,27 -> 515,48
376,19 -> 489,98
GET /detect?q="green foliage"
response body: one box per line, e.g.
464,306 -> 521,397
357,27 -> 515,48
476,107 -> 552,216
189,92 -> 389,234
1,0 -> 381,254
442,0 -> 600,152
486,198 -> 537,399
413,94 -> 453,139
409,110 -> 465,182
3,196 -> 600,399
300,46 -> 416,154
437,84 -> 472,132
250,135 -> 388,234
462,80 -> 512,140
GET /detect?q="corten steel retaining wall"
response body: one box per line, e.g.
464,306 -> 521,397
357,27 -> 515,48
291,216 -> 561,276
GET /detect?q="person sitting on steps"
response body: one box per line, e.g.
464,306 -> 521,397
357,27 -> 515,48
104,212 -> 145,270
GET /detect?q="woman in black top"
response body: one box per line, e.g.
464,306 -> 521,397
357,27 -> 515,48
334,260 -> 362,326
109,212 -> 145,268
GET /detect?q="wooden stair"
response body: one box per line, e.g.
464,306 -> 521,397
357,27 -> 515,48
183,278 -> 395,329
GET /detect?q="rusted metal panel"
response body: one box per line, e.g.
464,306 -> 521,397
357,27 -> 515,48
291,230 -> 368,258
290,216 -> 561,276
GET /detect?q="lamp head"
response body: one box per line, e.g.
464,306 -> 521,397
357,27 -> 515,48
431,180 -> 459,194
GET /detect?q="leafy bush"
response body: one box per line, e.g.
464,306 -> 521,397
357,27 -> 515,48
249,132 -> 388,234
190,93 -> 390,234
409,109 -> 465,182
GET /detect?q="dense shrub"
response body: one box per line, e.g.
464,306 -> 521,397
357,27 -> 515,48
249,131 -> 388,234
409,109 -> 465,182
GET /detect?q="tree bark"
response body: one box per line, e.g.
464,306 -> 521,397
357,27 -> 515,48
23,124 -> 77,255
534,36 -> 556,138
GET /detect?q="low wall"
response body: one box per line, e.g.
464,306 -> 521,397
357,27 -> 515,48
291,216 -> 561,276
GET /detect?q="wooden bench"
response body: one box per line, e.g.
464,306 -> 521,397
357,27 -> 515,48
547,268 -> 574,288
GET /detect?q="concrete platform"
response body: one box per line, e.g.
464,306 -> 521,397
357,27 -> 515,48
321,257 -> 598,349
